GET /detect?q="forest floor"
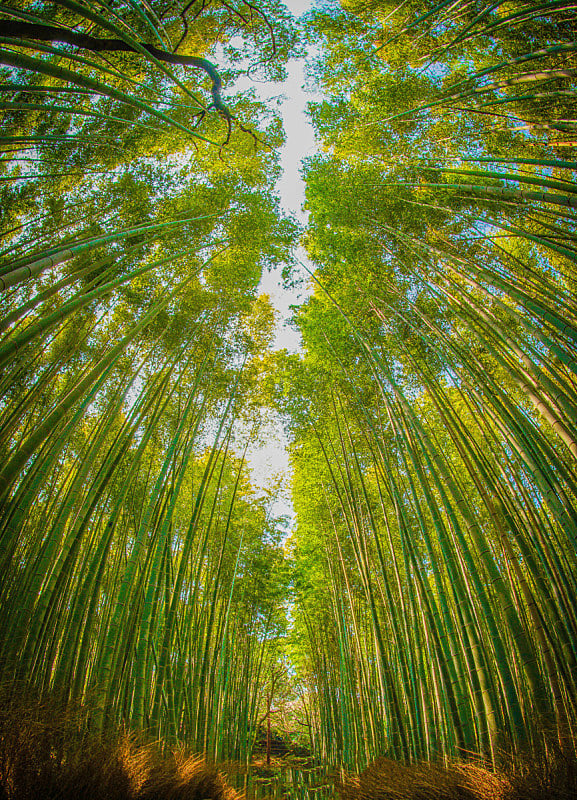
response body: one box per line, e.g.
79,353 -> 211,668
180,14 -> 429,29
226,747 -> 577,800
0,693 -> 576,800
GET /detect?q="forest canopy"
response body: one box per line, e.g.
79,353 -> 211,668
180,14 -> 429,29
0,0 -> 576,788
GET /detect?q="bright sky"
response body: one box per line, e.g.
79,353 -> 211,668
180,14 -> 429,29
236,1 -> 321,524
259,53 -> 319,353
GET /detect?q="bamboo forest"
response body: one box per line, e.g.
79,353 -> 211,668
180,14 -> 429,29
0,1 -> 576,798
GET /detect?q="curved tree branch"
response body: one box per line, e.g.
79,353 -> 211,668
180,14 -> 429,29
0,19 -> 254,139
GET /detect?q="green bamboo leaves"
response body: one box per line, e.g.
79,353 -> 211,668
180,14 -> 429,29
289,0 -> 577,772
0,0 -> 295,760
3,0 -> 577,777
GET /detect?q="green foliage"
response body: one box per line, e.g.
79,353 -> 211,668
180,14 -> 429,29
0,0 -> 298,761
1,0 -> 577,783
280,0 -> 577,773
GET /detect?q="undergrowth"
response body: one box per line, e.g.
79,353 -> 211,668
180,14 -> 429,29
0,686 -> 240,800
1,687 -> 576,800
338,745 -> 577,800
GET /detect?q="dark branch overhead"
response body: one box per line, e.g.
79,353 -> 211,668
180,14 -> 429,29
0,20 -> 231,121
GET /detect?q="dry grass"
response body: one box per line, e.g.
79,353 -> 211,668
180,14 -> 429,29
337,744 -> 577,800
1,688 -> 575,800
338,757 -> 496,800
0,687 -> 241,800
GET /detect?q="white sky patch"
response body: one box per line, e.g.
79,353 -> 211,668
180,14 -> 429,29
232,2 -> 322,523
259,54 -> 320,354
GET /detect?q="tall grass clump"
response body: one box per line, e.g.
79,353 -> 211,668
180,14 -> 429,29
337,746 -> 577,800
0,686 -> 242,800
